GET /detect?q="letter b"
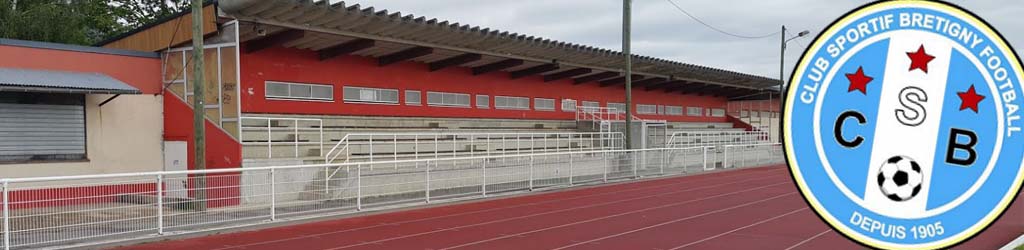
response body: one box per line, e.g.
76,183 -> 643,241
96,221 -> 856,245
945,128 -> 978,166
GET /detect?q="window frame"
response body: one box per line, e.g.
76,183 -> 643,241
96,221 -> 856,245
494,96 -> 531,110
687,107 -> 704,117
426,91 -> 472,108
636,104 -> 658,114
561,99 -> 577,112
265,81 -> 335,102
342,86 -> 400,104
665,105 -> 684,116
607,102 -> 626,113
476,94 -> 490,109
534,98 -> 556,111
405,90 -> 421,106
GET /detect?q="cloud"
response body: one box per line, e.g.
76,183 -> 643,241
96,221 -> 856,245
336,0 -> 1024,79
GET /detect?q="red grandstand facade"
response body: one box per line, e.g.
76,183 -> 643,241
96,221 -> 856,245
240,46 -> 730,122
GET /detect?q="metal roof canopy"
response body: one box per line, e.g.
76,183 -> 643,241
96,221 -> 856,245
217,0 -> 781,97
0,67 -> 142,95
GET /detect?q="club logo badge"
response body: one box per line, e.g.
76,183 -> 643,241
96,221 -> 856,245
784,1 -> 1024,248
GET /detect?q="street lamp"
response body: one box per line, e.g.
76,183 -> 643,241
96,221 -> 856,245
779,26 -> 809,142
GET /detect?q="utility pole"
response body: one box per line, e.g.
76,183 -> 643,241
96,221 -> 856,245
779,25 -> 785,143
191,0 -> 207,211
623,0 -> 633,149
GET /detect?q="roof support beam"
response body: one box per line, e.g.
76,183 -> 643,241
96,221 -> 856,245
599,75 -> 644,87
472,59 -> 523,75
709,87 -> 737,97
689,85 -> 722,95
726,89 -> 761,99
543,68 -> 592,82
631,77 -> 667,88
671,83 -> 706,94
510,63 -> 560,79
318,38 -> 375,60
379,46 -> 434,66
429,53 -> 482,71
244,29 -> 305,53
573,72 -> 619,85
645,80 -> 687,91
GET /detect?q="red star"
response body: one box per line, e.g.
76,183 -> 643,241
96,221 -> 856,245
907,45 -> 936,73
845,66 -> 873,94
957,85 -> 985,113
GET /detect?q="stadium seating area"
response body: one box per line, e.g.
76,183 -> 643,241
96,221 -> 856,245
239,113 -> 760,165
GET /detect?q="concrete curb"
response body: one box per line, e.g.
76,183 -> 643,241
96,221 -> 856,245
999,234 -> 1024,250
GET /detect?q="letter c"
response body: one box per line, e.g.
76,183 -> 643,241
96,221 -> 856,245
835,111 -> 866,148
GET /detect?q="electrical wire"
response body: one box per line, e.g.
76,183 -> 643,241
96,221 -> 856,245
664,0 -> 781,39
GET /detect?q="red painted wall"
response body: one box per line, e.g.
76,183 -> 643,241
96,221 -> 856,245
163,93 -> 242,207
0,44 -> 162,94
239,46 -> 729,123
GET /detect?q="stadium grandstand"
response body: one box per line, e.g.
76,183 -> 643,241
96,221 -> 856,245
0,1 -> 788,249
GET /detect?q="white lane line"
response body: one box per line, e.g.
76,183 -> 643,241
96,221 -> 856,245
670,207 -> 811,249
329,181 -> 794,250
456,189 -> 798,250
210,168 -> 788,250
783,229 -> 833,250
548,192 -> 797,250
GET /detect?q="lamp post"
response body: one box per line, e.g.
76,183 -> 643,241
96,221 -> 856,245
779,26 -> 809,142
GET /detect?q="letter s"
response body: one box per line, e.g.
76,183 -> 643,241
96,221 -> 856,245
896,86 -> 928,127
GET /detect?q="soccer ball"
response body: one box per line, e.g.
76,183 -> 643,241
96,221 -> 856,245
877,155 -> 924,202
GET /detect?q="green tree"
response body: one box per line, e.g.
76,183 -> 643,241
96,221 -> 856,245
110,0 -> 190,29
0,0 -> 190,45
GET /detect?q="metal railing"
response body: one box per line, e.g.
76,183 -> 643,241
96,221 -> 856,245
667,130 -> 771,148
240,117 -> 324,159
575,106 -> 665,123
0,144 -> 782,249
576,106 -> 625,122
323,132 -> 625,164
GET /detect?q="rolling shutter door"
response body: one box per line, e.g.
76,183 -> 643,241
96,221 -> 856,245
0,100 -> 86,162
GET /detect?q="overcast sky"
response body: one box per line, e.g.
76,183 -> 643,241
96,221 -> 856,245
335,0 -> 1023,80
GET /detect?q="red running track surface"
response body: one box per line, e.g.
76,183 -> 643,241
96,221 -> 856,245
114,165 -> 1024,249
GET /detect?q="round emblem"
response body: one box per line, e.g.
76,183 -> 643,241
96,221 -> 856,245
784,1 -> 1024,249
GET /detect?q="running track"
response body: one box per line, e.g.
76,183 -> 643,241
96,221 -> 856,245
115,165 -> 1024,249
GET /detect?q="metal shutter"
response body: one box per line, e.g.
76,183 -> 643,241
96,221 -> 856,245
0,103 -> 86,161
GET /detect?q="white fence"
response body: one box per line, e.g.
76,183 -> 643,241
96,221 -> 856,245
0,144 -> 782,250
323,132 -> 625,164
667,130 -> 771,148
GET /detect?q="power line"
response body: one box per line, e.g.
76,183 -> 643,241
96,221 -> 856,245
664,0 -> 781,39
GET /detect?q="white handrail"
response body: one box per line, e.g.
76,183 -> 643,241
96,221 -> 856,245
323,131 -> 626,165
240,117 -> 324,159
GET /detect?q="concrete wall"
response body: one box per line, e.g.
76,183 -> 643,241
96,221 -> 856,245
0,94 -> 164,178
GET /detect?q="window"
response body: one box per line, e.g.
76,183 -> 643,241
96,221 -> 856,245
581,101 -> 600,110
476,95 -> 490,109
561,99 -> 577,112
636,104 -> 658,114
0,92 -> 86,163
535,98 -> 555,111
495,96 -> 531,110
343,86 -> 398,104
427,91 -> 471,107
266,81 -> 334,101
687,107 -> 703,116
665,106 -> 684,116
405,90 -> 421,106
711,108 -> 726,117
658,105 -> 666,115
607,102 -> 626,113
